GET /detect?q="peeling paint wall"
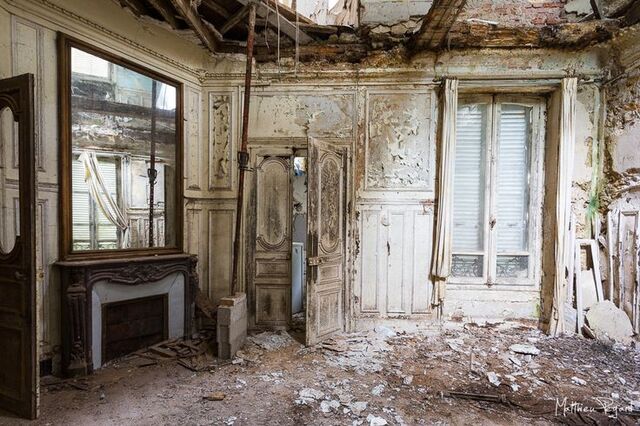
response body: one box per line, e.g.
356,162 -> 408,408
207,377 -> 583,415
201,47 -> 612,329
601,27 -> 640,330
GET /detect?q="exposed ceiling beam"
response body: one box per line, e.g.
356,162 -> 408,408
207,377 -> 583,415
412,0 -> 467,50
236,0 -> 313,45
589,0 -> 602,19
200,0 -> 231,19
220,4 -> 251,35
146,0 -> 180,29
168,0 -> 221,53
623,0 -> 640,26
118,0 -> 148,17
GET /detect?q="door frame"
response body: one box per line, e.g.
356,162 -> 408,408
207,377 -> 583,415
0,73 -> 38,419
244,139 -> 353,336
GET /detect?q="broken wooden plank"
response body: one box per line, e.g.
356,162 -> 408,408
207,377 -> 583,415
220,4 -> 251,35
590,0 -> 602,19
119,0 -> 148,17
146,0 -> 180,29
149,345 -> 178,358
607,210 -> 615,301
168,0 -> 221,53
412,0 -> 467,49
575,240 -> 584,336
443,391 -> 508,404
237,0 -> 313,45
200,0 -> 231,19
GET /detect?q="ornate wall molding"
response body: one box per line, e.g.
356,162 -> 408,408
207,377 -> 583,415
3,0 -> 206,81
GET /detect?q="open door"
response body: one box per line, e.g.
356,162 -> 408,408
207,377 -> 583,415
306,138 -> 347,346
0,74 -> 37,419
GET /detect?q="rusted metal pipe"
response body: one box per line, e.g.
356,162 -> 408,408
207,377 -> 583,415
231,1 -> 257,295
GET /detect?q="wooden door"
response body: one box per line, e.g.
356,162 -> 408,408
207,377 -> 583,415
0,74 -> 37,419
251,152 -> 292,328
306,139 -> 347,345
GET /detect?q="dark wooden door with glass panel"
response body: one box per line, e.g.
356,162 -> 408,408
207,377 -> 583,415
0,74 -> 37,419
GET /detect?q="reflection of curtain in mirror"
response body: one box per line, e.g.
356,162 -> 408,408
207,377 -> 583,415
155,83 -> 176,111
79,152 -> 129,246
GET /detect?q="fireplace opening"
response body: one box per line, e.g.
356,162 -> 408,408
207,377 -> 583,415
102,294 -> 168,363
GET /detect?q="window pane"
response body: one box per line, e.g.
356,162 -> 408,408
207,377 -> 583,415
496,255 -> 528,278
452,103 -> 487,252
496,104 -> 531,253
451,255 -> 484,278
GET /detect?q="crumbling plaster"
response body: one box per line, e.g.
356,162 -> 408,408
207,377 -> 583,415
602,27 -> 640,213
1,0 -> 638,374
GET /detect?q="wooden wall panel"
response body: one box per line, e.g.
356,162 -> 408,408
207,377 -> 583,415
356,204 -> 434,317
208,207 -> 234,305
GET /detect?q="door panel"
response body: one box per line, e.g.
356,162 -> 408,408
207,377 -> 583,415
252,154 -> 292,327
306,139 -> 346,345
0,74 -> 37,419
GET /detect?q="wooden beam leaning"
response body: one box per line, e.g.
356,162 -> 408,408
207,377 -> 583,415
146,0 -> 181,29
237,0 -> 313,45
412,0 -> 467,50
168,0 -> 221,53
220,4 -> 251,35
231,2 -> 258,295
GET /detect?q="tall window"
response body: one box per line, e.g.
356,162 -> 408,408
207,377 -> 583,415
451,96 -> 544,285
72,154 -> 120,250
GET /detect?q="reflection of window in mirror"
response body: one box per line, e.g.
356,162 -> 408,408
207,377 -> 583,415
60,35 -> 182,257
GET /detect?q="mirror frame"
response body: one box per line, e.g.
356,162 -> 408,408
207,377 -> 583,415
58,33 -> 184,260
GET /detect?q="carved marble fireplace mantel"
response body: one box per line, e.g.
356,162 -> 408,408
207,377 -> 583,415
56,254 -> 198,376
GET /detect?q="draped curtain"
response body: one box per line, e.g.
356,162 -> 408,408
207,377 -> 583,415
549,77 -> 577,336
431,78 -> 459,314
79,151 -> 129,238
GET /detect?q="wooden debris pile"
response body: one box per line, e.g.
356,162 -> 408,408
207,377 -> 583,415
128,328 -> 225,372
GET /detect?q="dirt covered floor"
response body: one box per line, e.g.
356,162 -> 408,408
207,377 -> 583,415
2,321 -> 639,425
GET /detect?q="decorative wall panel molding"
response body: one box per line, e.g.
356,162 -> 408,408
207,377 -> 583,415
364,90 -> 435,194
247,90 -> 356,139
185,87 -> 202,191
356,203 -> 433,317
11,16 -> 43,171
208,92 -> 234,192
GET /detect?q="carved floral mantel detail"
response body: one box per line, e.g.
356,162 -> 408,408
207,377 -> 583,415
57,254 -> 197,376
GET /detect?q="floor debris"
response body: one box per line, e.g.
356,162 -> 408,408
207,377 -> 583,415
22,322 -> 640,425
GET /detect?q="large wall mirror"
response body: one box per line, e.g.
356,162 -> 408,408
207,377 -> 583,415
59,35 -> 182,258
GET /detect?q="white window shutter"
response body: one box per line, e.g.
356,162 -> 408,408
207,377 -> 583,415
452,104 -> 487,252
496,104 -> 531,253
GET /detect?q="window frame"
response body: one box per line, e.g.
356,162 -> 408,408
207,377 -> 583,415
450,94 -> 545,287
58,33 -> 184,260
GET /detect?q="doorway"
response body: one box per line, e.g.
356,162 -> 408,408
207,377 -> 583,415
290,155 -> 308,343
248,140 -> 348,346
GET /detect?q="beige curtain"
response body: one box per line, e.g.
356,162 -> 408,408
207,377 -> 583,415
328,0 -> 358,26
549,77 -> 577,336
79,151 -> 128,234
431,78 -> 458,314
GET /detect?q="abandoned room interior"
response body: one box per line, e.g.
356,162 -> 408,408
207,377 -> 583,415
0,0 -> 639,423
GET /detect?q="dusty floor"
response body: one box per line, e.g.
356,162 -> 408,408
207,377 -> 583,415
2,321 -> 639,425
